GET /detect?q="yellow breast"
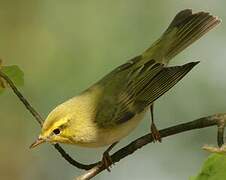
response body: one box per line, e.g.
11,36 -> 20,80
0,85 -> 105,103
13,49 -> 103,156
74,111 -> 145,148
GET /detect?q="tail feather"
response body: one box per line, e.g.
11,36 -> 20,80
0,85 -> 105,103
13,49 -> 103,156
142,9 -> 221,64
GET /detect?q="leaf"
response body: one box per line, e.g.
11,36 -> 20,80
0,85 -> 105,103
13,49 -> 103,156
0,61 -> 24,94
191,153 -> 226,180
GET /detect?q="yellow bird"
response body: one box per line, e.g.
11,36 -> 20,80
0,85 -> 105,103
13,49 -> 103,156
30,9 -> 220,168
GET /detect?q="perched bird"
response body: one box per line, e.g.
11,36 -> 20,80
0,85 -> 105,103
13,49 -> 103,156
30,9 -> 220,168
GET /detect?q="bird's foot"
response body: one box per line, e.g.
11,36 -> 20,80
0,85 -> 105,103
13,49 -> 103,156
101,151 -> 113,172
151,123 -> 162,142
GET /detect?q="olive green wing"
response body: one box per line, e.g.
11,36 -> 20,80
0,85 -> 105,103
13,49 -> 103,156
95,59 -> 199,128
113,61 -> 199,125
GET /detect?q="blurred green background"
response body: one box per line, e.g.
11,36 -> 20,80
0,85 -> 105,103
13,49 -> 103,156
0,0 -> 225,179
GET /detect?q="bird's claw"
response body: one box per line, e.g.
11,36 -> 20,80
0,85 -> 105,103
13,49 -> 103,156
151,123 -> 162,142
101,152 -> 113,172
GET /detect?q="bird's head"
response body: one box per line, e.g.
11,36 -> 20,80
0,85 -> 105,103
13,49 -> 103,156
30,101 -> 77,149
29,90 -> 100,149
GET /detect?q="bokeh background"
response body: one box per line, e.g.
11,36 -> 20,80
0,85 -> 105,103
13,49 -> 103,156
0,0 -> 225,180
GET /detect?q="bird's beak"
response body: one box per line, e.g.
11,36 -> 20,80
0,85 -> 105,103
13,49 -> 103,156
29,137 -> 46,149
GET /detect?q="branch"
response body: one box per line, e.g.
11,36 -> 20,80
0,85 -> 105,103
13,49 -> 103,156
76,113 -> 226,180
0,70 -> 96,170
0,70 -> 43,126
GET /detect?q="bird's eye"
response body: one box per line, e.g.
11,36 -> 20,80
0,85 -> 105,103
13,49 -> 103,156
53,128 -> 61,135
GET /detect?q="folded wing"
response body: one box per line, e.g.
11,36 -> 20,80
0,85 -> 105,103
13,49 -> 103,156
95,59 -> 199,128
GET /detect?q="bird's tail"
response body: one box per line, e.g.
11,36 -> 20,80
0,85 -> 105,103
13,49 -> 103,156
142,9 -> 221,64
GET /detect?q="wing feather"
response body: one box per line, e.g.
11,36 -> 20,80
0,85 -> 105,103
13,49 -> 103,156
95,59 -> 199,128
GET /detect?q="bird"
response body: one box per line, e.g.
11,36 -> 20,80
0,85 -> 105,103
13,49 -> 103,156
30,9 -> 220,169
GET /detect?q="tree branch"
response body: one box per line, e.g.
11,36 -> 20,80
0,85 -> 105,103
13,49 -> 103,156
1,69 -> 225,180
76,114 -> 226,180
0,70 -> 43,126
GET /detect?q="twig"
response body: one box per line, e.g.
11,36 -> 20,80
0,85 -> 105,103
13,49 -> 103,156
53,144 -> 98,170
0,70 -> 96,170
0,70 -> 43,126
76,113 -> 226,180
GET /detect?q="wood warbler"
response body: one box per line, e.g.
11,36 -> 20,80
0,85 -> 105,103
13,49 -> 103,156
30,9 -> 220,168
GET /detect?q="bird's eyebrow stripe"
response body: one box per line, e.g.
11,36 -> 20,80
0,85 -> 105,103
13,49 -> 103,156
44,118 -> 70,132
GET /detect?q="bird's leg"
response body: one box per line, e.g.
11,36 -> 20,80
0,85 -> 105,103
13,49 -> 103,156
150,104 -> 161,142
101,141 -> 118,172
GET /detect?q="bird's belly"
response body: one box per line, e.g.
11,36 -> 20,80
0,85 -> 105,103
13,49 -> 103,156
75,111 -> 146,148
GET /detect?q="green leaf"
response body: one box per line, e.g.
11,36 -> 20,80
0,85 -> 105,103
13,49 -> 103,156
0,65 -> 24,94
191,154 -> 226,180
